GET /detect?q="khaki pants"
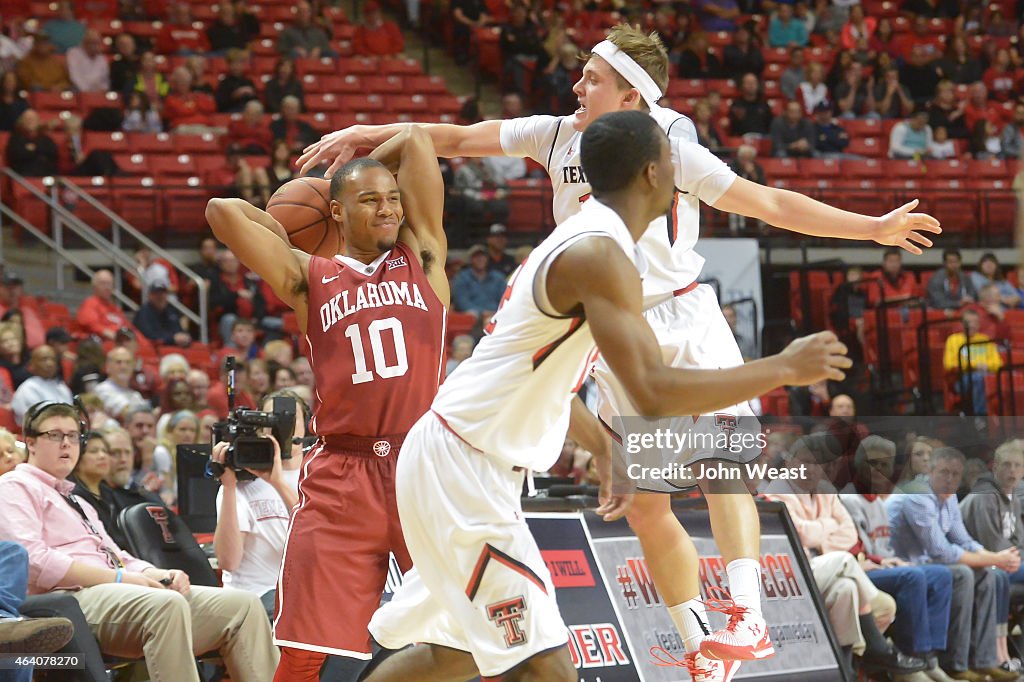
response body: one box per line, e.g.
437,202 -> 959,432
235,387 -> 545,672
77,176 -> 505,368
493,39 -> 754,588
811,551 -> 896,655
69,584 -> 279,682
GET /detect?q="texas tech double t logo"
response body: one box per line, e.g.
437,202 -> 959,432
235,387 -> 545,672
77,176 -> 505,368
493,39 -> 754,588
487,597 -> 528,648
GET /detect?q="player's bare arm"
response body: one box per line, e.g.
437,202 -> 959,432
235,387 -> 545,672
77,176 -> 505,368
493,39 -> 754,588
568,395 -> 631,521
368,125 -> 451,307
298,120 -> 504,178
206,198 -> 311,333
714,178 -> 942,255
547,237 -> 851,416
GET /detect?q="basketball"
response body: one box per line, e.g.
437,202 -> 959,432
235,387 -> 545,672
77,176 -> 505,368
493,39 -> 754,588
266,177 -> 343,258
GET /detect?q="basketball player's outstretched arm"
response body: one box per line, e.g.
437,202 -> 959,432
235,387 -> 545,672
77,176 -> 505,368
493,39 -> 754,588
206,199 -> 312,333
713,178 -> 942,255
547,238 -> 852,417
298,121 -> 504,176
367,125 -> 451,308
568,396 -> 632,521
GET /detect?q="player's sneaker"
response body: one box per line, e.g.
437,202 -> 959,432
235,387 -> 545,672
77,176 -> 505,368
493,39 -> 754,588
698,588 -> 775,661
649,647 -> 741,681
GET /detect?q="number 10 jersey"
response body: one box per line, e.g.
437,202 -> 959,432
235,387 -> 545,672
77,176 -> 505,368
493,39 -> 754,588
303,242 -> 447,438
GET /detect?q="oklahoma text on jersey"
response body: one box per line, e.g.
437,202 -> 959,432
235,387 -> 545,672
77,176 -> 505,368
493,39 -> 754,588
319,280 -> 429,333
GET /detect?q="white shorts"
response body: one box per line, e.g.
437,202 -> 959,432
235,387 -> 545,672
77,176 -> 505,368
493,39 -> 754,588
592,284 -> 758,487
368,411 -> 568,677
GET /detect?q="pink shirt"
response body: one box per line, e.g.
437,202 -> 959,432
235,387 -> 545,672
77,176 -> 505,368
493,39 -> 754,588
0,463 -> 153,595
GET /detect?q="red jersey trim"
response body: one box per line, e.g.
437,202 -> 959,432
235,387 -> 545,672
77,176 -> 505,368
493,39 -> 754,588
531,317 -> 585,369
465,543 -> 548,601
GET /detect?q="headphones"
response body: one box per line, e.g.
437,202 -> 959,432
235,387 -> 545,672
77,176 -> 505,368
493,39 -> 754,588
23,398 -> 91,449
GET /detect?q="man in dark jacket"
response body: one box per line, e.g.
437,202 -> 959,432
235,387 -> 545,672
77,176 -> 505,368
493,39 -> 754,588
133,279 -> 191,348
961,441 -> 1024,585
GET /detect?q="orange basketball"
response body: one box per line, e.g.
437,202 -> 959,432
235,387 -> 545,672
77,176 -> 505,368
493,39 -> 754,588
266,177 -> 343,258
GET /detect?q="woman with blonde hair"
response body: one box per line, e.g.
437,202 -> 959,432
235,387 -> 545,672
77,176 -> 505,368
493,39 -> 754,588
151,410 -> 199,505
0,427 -> 25,476
895,436 -> 934,491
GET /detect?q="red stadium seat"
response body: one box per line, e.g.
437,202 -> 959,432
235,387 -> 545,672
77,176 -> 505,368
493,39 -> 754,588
380,58 -> 422,76
843,118 -> 883,137
759,158 -> 801,179
29,90 -> 77,112
79,90 -> 123,112
9,178 -> 51,233
885,159 -> 927,179
405,75 -> 449,95
112,152 -> 150,175
505,179 -> 554,235
306,93 -> 342,113
427,94 -> 462,114
927,159 -> 970,179
338,57 -> 380,76
111,177 -> 159,232
85,131 -> 130,153
797,158 -> 841,177
966,159 -> 1009,179
68,177 -> 113,231
161,182 -> 214,234
130,132 -> 176,154
343,93 -> 385,113
150,154 -> 201,177
667,79 -> 708,98
295,57 -> 336,76
844,158 -> 885,178
361,75 -> 405,94
846,137 -> 883,157
173,133 -> 221,155
386,94 -> 430,114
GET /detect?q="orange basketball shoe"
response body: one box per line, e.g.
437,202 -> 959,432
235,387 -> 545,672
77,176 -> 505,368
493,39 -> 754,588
698,588 -> 775,662
650,647 -> 741,681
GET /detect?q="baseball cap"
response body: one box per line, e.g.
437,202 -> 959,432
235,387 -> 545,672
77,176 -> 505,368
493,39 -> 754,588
115,327 -> 136,342
813,100 -> 832,113
467,244 -> 487,257
149,277 -> 170,292
45,326 -> 73,344
2,272 -> 23,286
489,223 -> 507,236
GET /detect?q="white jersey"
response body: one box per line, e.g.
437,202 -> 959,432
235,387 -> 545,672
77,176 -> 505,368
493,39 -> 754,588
500,107 -> 737,305
432,199 -> 637,471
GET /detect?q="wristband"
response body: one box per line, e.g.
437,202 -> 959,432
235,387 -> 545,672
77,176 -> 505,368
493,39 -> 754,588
115,568 -> 124,584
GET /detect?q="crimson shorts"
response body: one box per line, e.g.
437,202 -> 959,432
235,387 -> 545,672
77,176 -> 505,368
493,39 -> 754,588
272,433 -> 411,658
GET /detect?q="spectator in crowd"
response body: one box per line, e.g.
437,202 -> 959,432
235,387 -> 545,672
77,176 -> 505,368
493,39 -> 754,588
722,303 -> 757,360
42,0 -> 85,54
928,248 -> 977,310
445,334 -> 475,376
94,347 -> 150,419
270,95 -> 319,155
186,369 -> 211,412
897,16 -> 943,61
721,25 -> 764,79
982,48 -> 1016,103
692,98 -> 724,152
696,0 -> 740,32
966,283 -> 1010,342
193,235 -> 221,284
499,4 -> 548,95
224,317 -> 259,362
839,438 -> 954,682
163,67 -> 218,135
729,72 -> 773,136
133,279 -> 191,348
69,338 -> 105,396
484,223 -> 516,276
211,250 -> 265,344
869,248 -> 917,305
11,346 -> 72,422
451,156 -> 510,235
813,100 -> 852,157
727,144 -> 766,229
840,5 -> 876,49
1000,103 -> 1024,159
888,448 -> 1019,681
122,91 -> 162,133
124,405 -> 161,494
44,327 -> 75,381
928,80 -> 969,140
675,32 -> 721,79
965,83 -> 1007,134
155,3 -> 211,55
451,0 -> 491,65
539,41 -> 582,115
160,378 -> 196,419
128,50 -> 169,103
0,402 -> 279,681
109,33 -> 139,94
0,428 -> 25,476
16,35 -> 70,92
0,541 -> 74,682
57,114 -> 119,176
215,49 -> 258,114
226,101 -> 272,157
900,45 -> 943,106
0,18 -> 32,73
943,308 -> 1002,415
771,100 -> 816,157
971,254 -> 1020,307
151,409 -> 197,505
0,273 -> 43,349
896,436 -> 934,492
353,1 -> 404,57
76,270 -> 133,342
277,0 -> 334,59
290,357 -> 313,391
263,340 -> 293,368
213,390 -> 305,618
208,1 -> 256,54
961,441 -> 1024,589
938,36 -> 982,86
764,439 -> 920,677
889,107 -> 933,159
263,58 -> 303,114
780,46 -> 806,100
185,54 -> 215,95
796,62 -> 829,115
265,139 -> 295,195
969,119 -> 1003,160
874,66 -> 914,119
0,321 -> 29,390
833,61 -> 874,119
769,3 -> 809,47
270,366 -> 296,391
66,29 -> 108,94
451,245 -> 507,324
0,71 -> 29,132
243,359 -> 270,404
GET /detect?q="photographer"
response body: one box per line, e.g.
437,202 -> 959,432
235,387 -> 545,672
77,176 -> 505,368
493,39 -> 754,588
212,390 -> 306,618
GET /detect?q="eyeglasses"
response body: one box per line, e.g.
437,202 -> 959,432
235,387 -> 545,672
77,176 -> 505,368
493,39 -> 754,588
38,430 -> 81,444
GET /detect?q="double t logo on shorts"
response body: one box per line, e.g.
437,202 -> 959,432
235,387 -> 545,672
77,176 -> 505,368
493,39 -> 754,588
487,596 -> 528,648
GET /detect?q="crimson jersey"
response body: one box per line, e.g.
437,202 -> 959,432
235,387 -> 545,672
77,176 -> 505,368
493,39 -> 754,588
303,242 -> 446,438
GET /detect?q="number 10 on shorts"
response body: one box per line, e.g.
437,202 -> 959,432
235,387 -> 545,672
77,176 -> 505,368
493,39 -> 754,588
344,317 -> 409,384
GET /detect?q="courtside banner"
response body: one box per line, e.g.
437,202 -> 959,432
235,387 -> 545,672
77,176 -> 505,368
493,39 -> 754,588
585,501 -> 848,681
526,514 -> 643,682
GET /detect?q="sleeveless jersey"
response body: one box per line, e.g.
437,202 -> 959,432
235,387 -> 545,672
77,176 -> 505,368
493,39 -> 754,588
432,199 -> 637,471
303,241 -> 446,438
499,107 -> 737,306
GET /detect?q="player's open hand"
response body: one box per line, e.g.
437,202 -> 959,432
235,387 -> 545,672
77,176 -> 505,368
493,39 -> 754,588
872,199 -> 942,255
780,331 -> 852,385
597,483 -> 632,522
297,127 -> 361,178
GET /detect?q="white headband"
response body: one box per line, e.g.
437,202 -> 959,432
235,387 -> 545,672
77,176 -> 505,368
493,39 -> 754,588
591,40 -> 663,110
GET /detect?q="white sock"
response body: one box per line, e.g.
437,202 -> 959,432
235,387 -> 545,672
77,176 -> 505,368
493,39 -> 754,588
668,597 -> 710,653
726,558 -> 763,615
